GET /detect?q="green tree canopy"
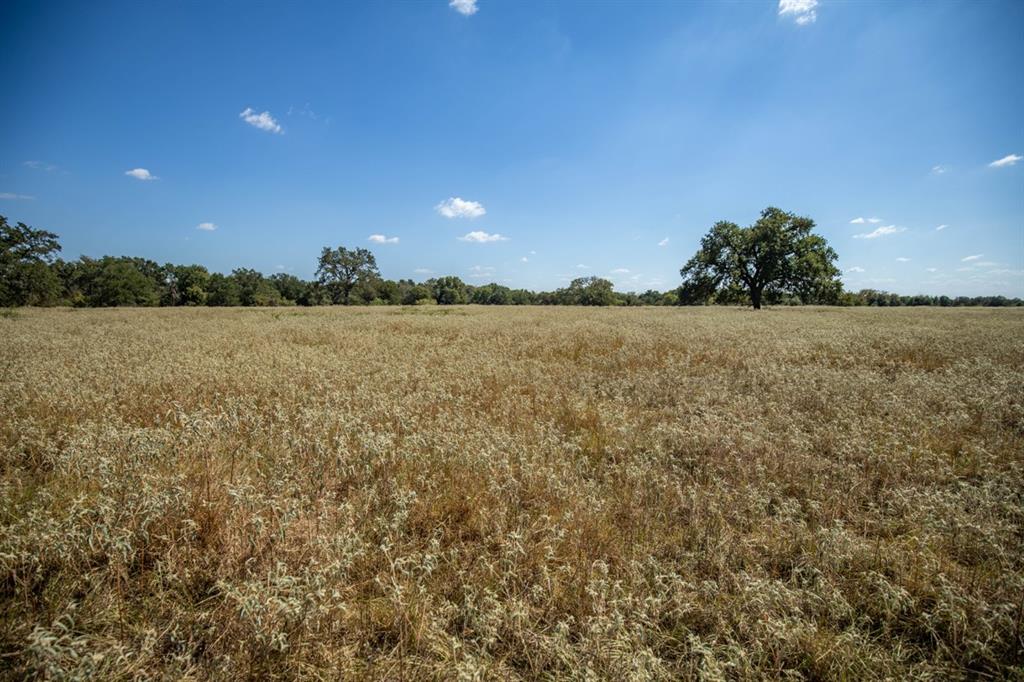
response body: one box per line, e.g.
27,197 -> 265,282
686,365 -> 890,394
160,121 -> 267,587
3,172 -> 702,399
562,277 -> 616,306
207,273 -> 242,306
163,264 -> 211,306
269,273 -> 310,305
316,246 -> 380,305
430,276 -> 468,305
81,257 -> 162,307
0,215 -> 63,306
678,207 -> 841,309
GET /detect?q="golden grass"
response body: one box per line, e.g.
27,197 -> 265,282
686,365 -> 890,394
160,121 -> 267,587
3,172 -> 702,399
1,306 -> 1022,679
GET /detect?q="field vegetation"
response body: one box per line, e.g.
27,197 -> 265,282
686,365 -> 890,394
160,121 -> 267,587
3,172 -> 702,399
1,306 -> 1022,679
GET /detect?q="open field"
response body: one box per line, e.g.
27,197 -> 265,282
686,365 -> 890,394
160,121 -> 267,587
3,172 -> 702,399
1,306 -> 1022,679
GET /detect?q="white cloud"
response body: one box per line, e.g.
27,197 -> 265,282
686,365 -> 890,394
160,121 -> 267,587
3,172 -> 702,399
240,107 -> 283,134
576,264 -> 590,269
449,0 -> 478,15
0,192 -> 34,200
896,257 -> 910,262
845,266 -> 865,273
926,268 -> 938,273
853,225 -> 905,239
368,234 -> 399,244
435,197 -> 486,219
989,154 -> 1022,168
658,237 -> 669,247
849,217 -> 866,225
975,261 -> 997,267
196,222 -> 217,231
778,0 -> 818,25
125,168 -> 157,181
931,165 -> 949,175
935,224 -> 948,231
520,256 -> 529,262
414,268 -> 434,275
458,230 -> 507,243
962,254 -> 983,262
868,217 -> 882,224
610,268 -> 630,274
287,103 -> 321,121
468,265 -> 495,279
24,160 -> 58,172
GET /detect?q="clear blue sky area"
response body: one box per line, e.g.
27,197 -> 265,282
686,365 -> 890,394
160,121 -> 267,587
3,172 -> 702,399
1,0 -> 1021,295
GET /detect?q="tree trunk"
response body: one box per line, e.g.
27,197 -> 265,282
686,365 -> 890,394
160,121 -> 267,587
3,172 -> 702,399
751,287 -> 762,310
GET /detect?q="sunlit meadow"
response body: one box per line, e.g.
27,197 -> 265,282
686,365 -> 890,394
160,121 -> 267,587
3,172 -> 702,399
1,306 -> 1022,679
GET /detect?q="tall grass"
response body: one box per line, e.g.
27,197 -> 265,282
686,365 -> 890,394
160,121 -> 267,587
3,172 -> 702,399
1,306 -> 1022,679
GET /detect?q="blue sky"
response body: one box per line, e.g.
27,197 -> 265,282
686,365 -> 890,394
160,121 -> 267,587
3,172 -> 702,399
1,0 -> 1021,295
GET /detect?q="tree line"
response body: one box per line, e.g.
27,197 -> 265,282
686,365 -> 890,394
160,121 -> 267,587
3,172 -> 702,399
2,213 -> 1020,308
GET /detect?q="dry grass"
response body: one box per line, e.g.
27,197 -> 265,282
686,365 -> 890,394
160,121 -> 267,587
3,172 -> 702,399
1,306 -> 1022,680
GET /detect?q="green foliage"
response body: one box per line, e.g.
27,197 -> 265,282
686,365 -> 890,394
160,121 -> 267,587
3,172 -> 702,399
679,207 -> 841,309
91,258 -> 162,306
57,256 -> 162,307
430,276 -> 468,305
207,273 -> 242,306
269,273 -> 307,304
316,246 -> 379,304
470,283 -> 515,305
231,268 -> 283,306
163,264 -> 211,306
3,216 -> 1022,310
0,215 -> 63,306
399,280 -> 433,305
562,277 -> 616,306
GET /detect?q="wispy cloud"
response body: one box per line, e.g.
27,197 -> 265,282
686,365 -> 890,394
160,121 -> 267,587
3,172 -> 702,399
436,197 -> 485,219
989,153 -> 1021,168
125,168 -> 157,181
196,222 -> 217,231
24,160 -> 58,172
896,257 -> 910,262
520,256 -> 529,262
935,224 -> 948,231
658,237 -> 669,247
961,254 -> 983,262
778,0 -> 818,25
468,265 -> 495,278
368,234 -> 399,244
414,268 -> 433,275
931,165 -> 949,175
576,264 -> 590,270
449,0 -> 478,15
458,230 -> 507,243
849,217 -> 866,225
926,268 -> 938,273
240,107 -> 283,134
287,103 -> 323,121
853,225 -> 904,239
845,266 -> 865,273
610,268 -> 630,274
0,192 -> 34,200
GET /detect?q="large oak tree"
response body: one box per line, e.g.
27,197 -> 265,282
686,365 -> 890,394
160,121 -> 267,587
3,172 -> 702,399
678,207 -> 841,309
316,246 -> 380,305
0,215 -> 62,306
